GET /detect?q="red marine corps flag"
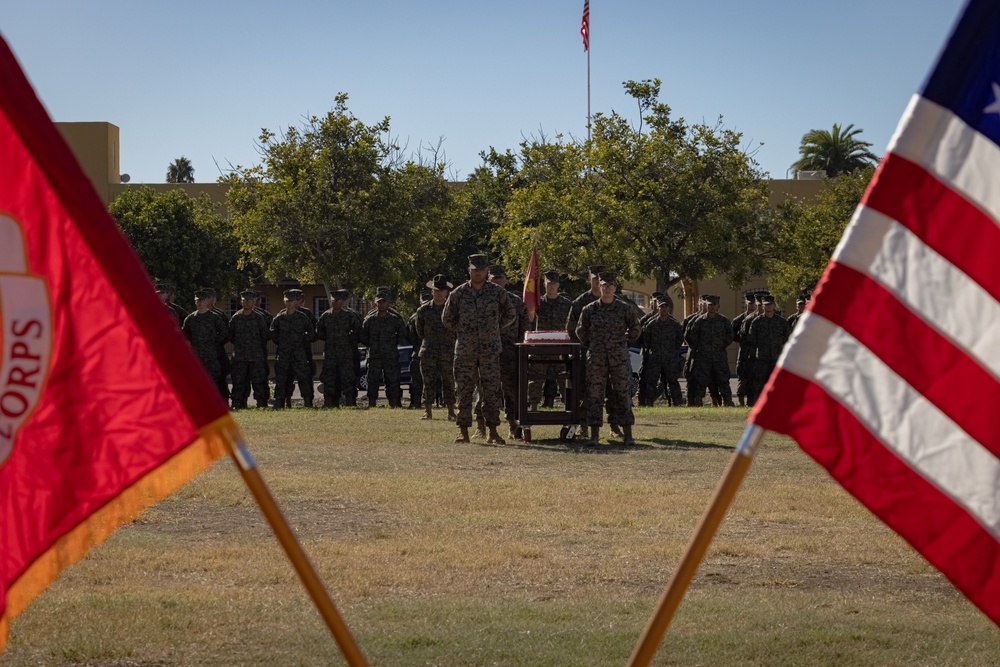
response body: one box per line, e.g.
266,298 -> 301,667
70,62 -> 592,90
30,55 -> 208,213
0,37 -> 368,665
0,37 -> 234,651
522,244 -> 541,322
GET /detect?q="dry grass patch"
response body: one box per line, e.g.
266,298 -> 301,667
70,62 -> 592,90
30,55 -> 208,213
4,406 -> 998,666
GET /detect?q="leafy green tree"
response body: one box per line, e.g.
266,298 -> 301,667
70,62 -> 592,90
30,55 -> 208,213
223,94 -> 460,302
492,79 -> 774,291
166,156 -> 195,183
491,137 -> 623,284
767,166 -> 875,300
430,164 -> 503,288
791,123 -> 878,177
109,186 -> 245,302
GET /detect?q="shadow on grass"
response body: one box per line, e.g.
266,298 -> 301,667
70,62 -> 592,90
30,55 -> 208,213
642,437 -> 733,451
475,436 -> 728,455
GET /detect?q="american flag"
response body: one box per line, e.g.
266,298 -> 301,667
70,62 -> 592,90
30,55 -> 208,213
581,0 -> 590,52
750,0 -> 1000,627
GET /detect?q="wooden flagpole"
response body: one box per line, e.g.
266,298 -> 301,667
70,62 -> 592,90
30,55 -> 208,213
626,424 -> 764,667
227,431 -> 370,667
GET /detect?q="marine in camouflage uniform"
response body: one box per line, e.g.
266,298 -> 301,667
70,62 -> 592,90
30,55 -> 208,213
361,287 -> 408,408
442,254 -> 516,444
738,292 -> 767,405
406,290 -> 431,409
193,288 -> 232,401
527,271 -> 573,409
684,294 -> 734,407
229,290 -> 271,409
566,265 -> 622,433
731,291 -> 757,407
636,291 -> 665,406
483,265 -> 529,438
315,289 -> 363,408
576,272 -> 641,445
182,289 -> 229,394
640,299 -> 684,407
746,294 -> 789,406
786,293 -> 809,333
156,282 -> 189,330
270,289 -> 316,408
415,274 -> 457,420
682,297 -> 725,406
280,291 -> 317,407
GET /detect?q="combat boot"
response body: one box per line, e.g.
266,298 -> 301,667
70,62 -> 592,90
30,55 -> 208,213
487,426 -> 507,445
474,417 -> 487,439
589,426 -> 600,445
610,423 -> 623,437
447,405 -> 456,421
507,418 -> 520,441
422,404 -> 433,420
622,425 -> 636,446
368,395 -> 378,409
455,426 -> 470,443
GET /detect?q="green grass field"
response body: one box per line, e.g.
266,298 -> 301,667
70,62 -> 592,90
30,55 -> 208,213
4,407 -> 999,666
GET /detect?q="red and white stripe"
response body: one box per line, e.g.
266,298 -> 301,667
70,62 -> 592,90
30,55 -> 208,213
581,0 -> 590,52
751,94 -> 1000,625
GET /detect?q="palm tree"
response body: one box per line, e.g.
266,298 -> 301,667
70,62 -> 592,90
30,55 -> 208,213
166,156 -> 195,183
791,123 -> 878,177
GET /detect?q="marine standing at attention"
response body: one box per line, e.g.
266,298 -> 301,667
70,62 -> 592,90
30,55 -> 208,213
415,274 -> 457,421
576,271 -> 642,445
442,254 -> 516,444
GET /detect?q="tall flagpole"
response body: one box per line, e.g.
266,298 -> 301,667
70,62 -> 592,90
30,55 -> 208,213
582,0 -> 590,142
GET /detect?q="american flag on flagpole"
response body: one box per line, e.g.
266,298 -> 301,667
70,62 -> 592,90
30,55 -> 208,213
750,0 -> 1000,626
581,0 -> 590,52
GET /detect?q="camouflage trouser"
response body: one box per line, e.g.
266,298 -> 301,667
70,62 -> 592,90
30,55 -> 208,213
637,357 -> 651,405
455,350 -> 502,428
274,355 -> 313,404
367,354 -> 401,406
749,358 -> 777,407
320,351 -> 356,407
499,344 -> 519,422
641,356 -> 683,406
584,348 -> 634,427
409,356 -> 423,406
231,356 -> 269,408
527,354 -> 565,405
421,349 -> 455,408
735,348 -> 754,402
194,349 -> 223,396
217,345 -> 231,400
688,353 -> 732,406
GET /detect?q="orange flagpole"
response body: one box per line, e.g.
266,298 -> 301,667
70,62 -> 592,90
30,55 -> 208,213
626,424 -> 764,667
226,429 -> 370,667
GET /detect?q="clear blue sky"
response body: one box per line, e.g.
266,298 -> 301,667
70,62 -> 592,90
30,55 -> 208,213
2,0 -> 967,184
